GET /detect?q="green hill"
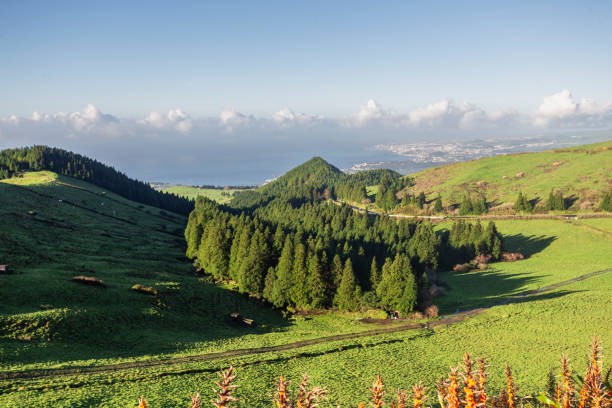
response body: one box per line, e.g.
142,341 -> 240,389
0,171 -> 293,369
0,146 -> 194,215
400,140 -> 612,213
231,157 -> 401,208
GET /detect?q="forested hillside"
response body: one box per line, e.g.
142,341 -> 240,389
0,146 -> 194,214
186,158 -> 503,314
230,156 -> 402,209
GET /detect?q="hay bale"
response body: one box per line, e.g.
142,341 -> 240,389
72,275 -> 106,287
501,252 -> 525,262
131,284 -> 158,296
515,172 -> 525,178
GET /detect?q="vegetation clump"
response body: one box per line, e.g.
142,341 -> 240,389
131,284 -> 159,296
600,192 -> 612,212
514,191 -> 534,213
545,190 -> 567,211
71,275 -> 105,287
459,195 -> 488,215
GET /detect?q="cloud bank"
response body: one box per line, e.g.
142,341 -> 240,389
1,90 -> 610,184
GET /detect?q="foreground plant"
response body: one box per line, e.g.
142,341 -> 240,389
211,366 -> 238,408
134,337 -> 610,408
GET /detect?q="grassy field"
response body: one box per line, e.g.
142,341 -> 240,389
400,140 -> 612,212
158,185 -> 249,204
1,171 -> 611,407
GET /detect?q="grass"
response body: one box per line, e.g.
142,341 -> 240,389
157,185 -> 250,204
401,140 -> 612,212
1,171 -> 611,407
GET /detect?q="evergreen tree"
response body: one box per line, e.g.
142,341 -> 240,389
473,196 -> 487,214
238,229 -> 267,295
307,253 -> 326,309
186,221 -> 203,258
334,259 -> 361,312
330,253 -> 344,291
433,196 -> 443,213
459,195 -> 473,215
271,236 -> 294,307
263,266 -> 276,302
290,243 -> 309,308
600,192 -> 612,211
229,226 -> 251,281
545,190 -> 566,211
369,257 -> 381,291
514,191 -> 533,213
202,221 -> 230,280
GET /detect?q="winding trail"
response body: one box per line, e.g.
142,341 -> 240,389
2,266 -> 610,382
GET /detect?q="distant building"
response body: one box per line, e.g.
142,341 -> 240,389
0,265 -> 8,273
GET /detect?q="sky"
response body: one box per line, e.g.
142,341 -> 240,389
1,1 -> 611,184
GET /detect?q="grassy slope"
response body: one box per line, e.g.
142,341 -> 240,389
158,185 -> 247,204
2,226 -> 610,407
1,174 -> 610,407
402,140 -> 612,211
0,172 -> 389,373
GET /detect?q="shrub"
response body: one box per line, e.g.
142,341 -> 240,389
131,284 -> 158,296
72,275 -> 105,287
600,192 -> 612,211
501,252 -> 525,262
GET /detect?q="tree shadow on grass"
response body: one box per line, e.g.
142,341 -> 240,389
436,268 -> 546,314
501,233 -> 556,258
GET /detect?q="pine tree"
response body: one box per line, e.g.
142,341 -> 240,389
186,221 -> 203,259
369,257 -> 381,291
203,221 -> 230,280
290,243 -> 309,308
459,195 -> 473,215
307,253 -> 326,309
271,236 -> 294,307
334,259 -> 361,312
263,266 -> 276,302
600,192 -> 612,211
331,254 -> 344,289
238,229 -> 267,295
514,191 -> 533,213
434,196 -> 443,213
229,225 -> 251,281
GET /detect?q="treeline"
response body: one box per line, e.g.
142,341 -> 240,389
458,195 -> 488,215
445,220 -> 503,262
0,146 -> 194,215
186,194 -> 503,314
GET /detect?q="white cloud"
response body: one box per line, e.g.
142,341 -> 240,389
142,108 -> 192,132
534,90 -> 612,127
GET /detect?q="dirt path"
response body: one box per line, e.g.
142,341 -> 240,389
2,266 -> 610,382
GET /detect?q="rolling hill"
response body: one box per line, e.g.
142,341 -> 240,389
400,140 -> 612,213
